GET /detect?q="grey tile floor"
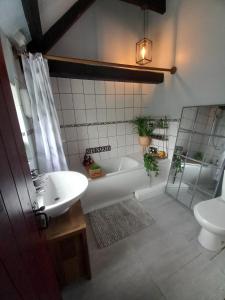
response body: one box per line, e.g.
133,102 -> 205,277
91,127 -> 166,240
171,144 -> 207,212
63,193 -> 225,300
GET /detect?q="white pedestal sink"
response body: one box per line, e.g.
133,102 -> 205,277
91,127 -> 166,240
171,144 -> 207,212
37,171 -> 88,218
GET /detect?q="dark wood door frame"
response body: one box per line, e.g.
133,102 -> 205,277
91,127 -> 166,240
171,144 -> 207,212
0,38 -> 61,300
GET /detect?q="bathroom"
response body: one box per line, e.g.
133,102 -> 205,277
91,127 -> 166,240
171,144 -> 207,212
1,0 -> 225,299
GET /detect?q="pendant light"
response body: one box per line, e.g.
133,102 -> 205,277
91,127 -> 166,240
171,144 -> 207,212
136,9 -> 152,65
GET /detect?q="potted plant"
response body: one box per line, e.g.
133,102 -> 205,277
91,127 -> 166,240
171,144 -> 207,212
88,163 -> 102,178
144,153 -> 159,177
131,116 -> 154,147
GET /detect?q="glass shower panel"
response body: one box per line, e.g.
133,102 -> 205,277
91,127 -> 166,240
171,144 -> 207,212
194,106 -> 217,135
180,107 -> 198,131
190,190 -> 214,209
197,164 -> 222,195
187,133 -> 207,162
165,104 -> 225,211
176,131 -> 191,157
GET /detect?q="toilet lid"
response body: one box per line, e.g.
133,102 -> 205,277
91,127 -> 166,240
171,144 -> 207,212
195,198 -> 225,229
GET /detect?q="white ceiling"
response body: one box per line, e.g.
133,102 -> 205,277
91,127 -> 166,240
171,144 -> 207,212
0,0 -> 79,42
38,0 -> 78,33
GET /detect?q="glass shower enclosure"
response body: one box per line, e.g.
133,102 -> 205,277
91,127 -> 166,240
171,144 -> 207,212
166,104 -> 225,209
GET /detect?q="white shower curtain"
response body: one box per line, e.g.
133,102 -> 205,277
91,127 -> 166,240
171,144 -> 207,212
22,53 -> 68,172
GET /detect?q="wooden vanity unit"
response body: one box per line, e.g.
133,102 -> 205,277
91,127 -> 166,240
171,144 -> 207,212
45,201 -> 91,287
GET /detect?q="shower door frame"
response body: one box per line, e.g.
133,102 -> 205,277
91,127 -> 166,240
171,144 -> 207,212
165,104 -> 225,210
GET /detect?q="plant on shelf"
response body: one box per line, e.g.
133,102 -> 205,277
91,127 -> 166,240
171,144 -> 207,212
193,151 -> 203,161
173,153 -> 183,173
156,116 -> 169,129
144,153 -> 159,177
131,116 -> 155,148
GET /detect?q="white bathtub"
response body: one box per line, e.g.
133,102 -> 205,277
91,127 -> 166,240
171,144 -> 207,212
81,155 -> 171,213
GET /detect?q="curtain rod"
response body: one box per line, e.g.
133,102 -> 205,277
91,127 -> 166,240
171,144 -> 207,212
17,52 -> 177,74
43,54 -> 177,74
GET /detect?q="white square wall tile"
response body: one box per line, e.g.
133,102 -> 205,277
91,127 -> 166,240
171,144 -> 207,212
106,109 -> 116,122
116,95 -> 124,108
83,80 -> 95,94
116,108 -> 124,121
106,95 -> 115,108
117,146 -> 126,156
105,81 -> 115,94
57,110 -> 63,125
133,107 -> 141,117
88,125 -> 99,139
98,125 -> 107,137
89,139 -> 99,147
77,126 -> 88,140
99,137 -> 108,146
53,94 -> 61,110
85,94 -> 96,109
125,134 -> 133,145
86,109 -> 97,123
60,94 -> 74,109
126,145 -> 134,154
100,152 -> 109,160
125,123 -> 133,134
115,82 -> 124,94
50,77 -> 59,93
107,124 -> 116,136
78,140 -> 89,153
67,141 -> 79,154
124,82 -> 133,94
62,110 -> 75,125
95,81 -> 105,94
65,127 -> 78,141
71,79 -> 83,93
117,135 -> 126,147
133,83 -> 142,94
96,95 -> 106,108
69,154 -> 80,170
109,148 -> 118,158
75,110 -> 86,124
116,123 -> 125,135
125,108 -> 133,121
57,78 -> 71,93
97,109 -> 107,122
142,83 -> 151,95
134,95 -> 141,107
125,95 -> 133,107
73,94 -> 85,109
108,136 -> 117,148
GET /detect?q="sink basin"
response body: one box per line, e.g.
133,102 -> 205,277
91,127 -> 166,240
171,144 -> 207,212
37,171 -> 88,218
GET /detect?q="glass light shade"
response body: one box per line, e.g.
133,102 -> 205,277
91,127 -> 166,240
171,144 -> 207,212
136,38 -> 152,65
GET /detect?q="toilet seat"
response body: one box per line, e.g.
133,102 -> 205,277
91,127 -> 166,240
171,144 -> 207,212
194,197 -> 225,234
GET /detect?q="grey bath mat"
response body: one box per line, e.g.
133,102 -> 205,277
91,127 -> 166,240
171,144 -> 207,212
88,198 -> 155,248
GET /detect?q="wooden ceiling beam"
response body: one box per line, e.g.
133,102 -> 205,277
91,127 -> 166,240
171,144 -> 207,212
46,55 -> 164,84
27,0 -> 96,53
21,0 -> 42,49
120,0 -> 166,14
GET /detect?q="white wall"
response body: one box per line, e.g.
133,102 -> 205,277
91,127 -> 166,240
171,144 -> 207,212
144,0 -> 225,118
49,0 -> 143,65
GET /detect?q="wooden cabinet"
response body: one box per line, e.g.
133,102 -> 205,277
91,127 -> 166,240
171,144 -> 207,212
45,201 -> 91,286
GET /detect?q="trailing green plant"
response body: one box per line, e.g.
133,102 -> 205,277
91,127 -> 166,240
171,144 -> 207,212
89,163 -> 101,170
156,116 -> 169,129
193,152 -> 203,161
144,153 -> 159,177
130,116 -> 155,136
173,153 -> 183,173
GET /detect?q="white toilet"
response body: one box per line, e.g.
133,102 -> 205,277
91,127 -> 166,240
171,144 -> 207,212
194,171 -> 225,251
